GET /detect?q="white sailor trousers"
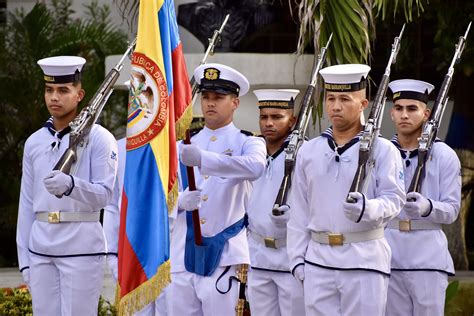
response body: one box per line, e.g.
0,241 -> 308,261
29,253 -> 104,316
168,266 -> 240,316
248,268 -> 305,316
386,270 -> 448,316
304,264 -> 388,316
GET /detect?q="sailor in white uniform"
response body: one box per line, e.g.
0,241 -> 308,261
16,56 -> 118,315
167,63 -> 267,316
385,79 -> 461,316
287,64 -> 405,316
246,88 -> 305,316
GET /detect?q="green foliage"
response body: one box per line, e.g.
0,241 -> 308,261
373,0 -> 426,22
444,280 -> 474,315
0,287 -> 32,316
446,280 -> 460,306
0,0 -> 128,267
98,296 -> 117,316
426,0 -> 474,76
0,287 -> 116,316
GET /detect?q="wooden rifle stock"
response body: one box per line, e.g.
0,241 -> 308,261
184,131 -> 202,245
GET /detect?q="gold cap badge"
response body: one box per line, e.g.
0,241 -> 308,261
204,68 -> 220,80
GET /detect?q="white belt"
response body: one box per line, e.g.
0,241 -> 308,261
387,219 -> 441,232
249,230 -> 286,249
36,211 -> 101,224
311,227 -> 384,246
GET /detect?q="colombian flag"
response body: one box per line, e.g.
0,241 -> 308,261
117,0 -> 192,314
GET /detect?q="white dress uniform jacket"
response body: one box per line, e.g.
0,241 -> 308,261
287,128 -> 405,275
386,138 -> 461,274
247,142 -> 292,271
16,123 -> 118,271
170,122 -> 266,272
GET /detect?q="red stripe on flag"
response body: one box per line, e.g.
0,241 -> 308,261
172,43 -> 192,122
168,42 -> 192,192
118,190 -> 148,296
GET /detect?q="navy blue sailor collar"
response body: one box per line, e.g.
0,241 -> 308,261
321,127 -> 363,162
44,117 -> 71,149
267,134 -> 291,161
391,134 -> 442,167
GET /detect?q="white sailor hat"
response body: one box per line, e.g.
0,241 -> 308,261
253,89 -> 300,109
37,56 -> 86,84
388,79 -> 434,104
320,64 -> 371,92
194,63 -> 250,96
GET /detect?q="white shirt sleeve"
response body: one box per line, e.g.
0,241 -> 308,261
103,176 -> 120,254
68,129 -> 118,208
362,141 -> 405,226
16,141 -> 35,270
287,147 -> 311,270
200,136 -> 266,180
426,147 -> 461,224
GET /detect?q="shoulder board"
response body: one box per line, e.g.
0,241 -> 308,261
190,127 -> 203,137
240,130 -> 255,137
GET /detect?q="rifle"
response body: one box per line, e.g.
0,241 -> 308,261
272,34 -> 333,215
346,25 -> 405,207
184,15 -> 230,244
189,14 -> 230,99
235,264 -> 250,316
408,22 -> 471,198
52,38 -> 137,197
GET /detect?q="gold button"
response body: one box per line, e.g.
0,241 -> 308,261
202,195 -> 208,201
200,218 -> 206,225
204,175 -> 209,180
210,135 -> 217,142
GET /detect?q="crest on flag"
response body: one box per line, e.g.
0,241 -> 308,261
127,53 -> 169,150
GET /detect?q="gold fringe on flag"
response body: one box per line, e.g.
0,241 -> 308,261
116,260 -> 171,316
167,180 -> 178,214
175,103 -> 193,141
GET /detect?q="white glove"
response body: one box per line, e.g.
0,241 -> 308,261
178,189 -> 202,211
180,144 -> 202,167
269,205 -> 290,228
343,192 -> 366,222
107,255 -> 118,282
43,170 -> 73,196
21,269 -> 30,288
404,192 -> 432,218
293,265 -> 304,287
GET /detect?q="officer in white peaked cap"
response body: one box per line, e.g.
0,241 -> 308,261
246,88 -> 306,316
385,79 -> 461,316
167,63 -> 266,316
287,64 -> 405,315
16,56 -> 118,315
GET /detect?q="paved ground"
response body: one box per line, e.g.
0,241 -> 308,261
0,264 -> 117,303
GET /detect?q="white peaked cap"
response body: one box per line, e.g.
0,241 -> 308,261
37,56 -> 86,83
194,63 -> 250,96
320,64 -> 371,91
253,89 -> 300,108
388,79 -> 434,103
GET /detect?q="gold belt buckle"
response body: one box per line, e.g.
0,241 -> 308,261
328,233 -> 343,246
48,211 -> 60,224
264,237 -> 277,249
399,220 -> 411,232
